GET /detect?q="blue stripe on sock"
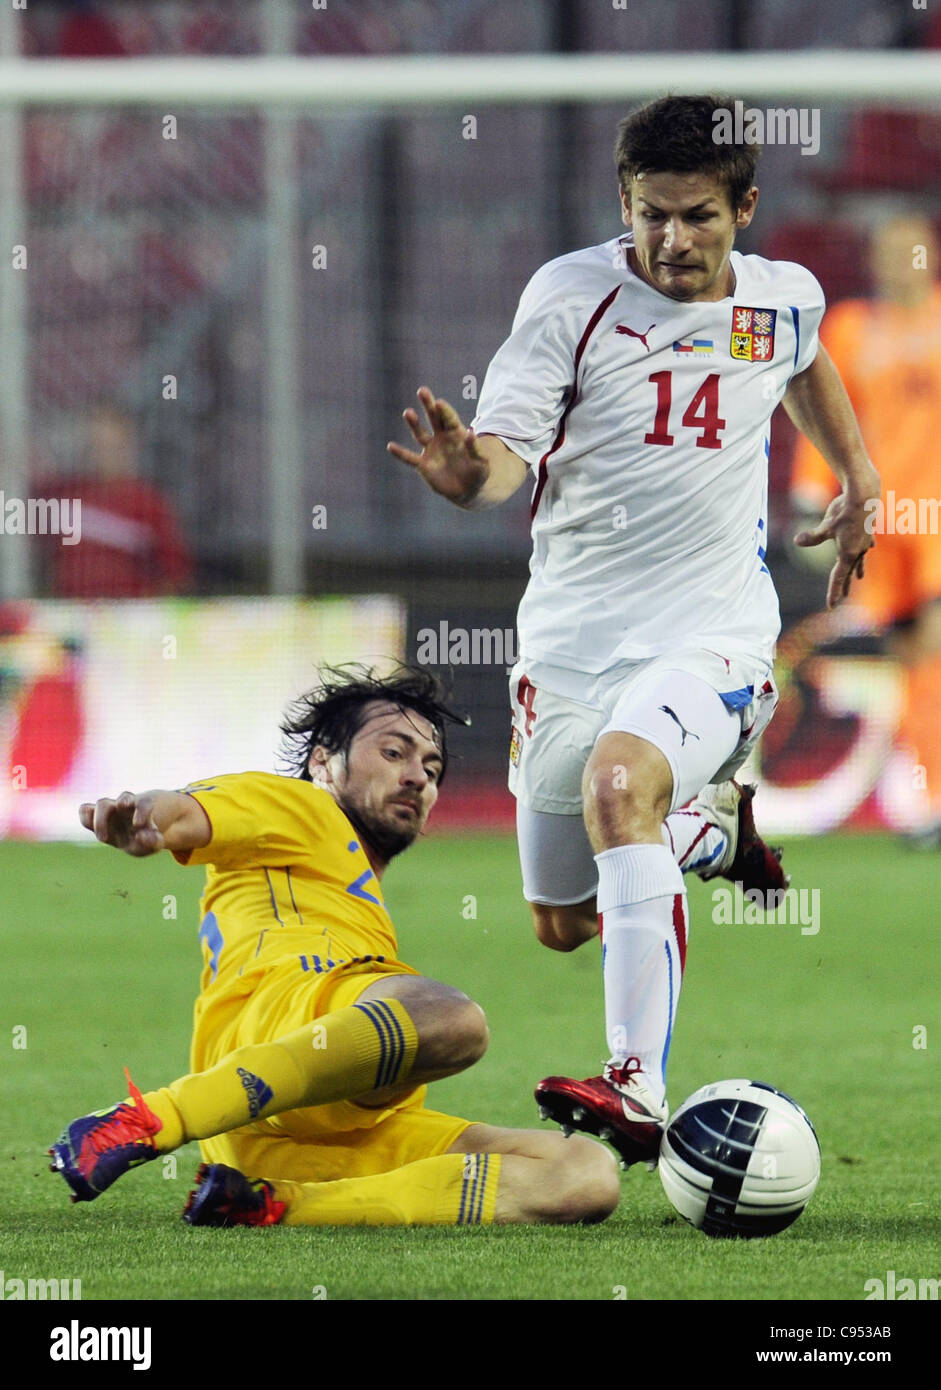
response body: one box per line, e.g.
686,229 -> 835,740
369,999 -> 406,1086
467,1157 -> 482,1225
353,1003 -> 390,1089
373,1002 -> 403,1087
660,940 -> 674,1085
368,1004 -> 398,1088
473,1154 -> 490,1224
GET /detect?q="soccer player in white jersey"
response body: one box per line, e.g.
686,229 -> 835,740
388,95 -> 880,1167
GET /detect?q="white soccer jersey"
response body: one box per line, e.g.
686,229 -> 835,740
472,233 -> 825,673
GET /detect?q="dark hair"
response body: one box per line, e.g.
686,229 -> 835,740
279,663 -> 469,786
615,94 -> 760,210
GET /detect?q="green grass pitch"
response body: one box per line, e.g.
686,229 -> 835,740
1,831 -> 938,1302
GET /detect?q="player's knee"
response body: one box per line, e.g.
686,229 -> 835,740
583,758 -> 655,819
582,755 -> 670,844
530,902 -> 598,953
532,914 -> 579,952
451,998 -> 489,1068
416,994 -> 489,1073
543,1135 -> 620,1224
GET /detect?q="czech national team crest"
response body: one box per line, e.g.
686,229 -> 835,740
730,306 -> 777,362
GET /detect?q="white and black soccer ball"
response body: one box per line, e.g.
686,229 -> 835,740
659,1079 -> 820,1238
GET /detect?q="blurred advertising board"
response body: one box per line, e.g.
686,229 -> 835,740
0,596 -> 405,841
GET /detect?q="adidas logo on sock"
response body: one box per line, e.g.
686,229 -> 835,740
236,1067 -> 274,1119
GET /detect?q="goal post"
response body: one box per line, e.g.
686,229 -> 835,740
0,51 -> 938,107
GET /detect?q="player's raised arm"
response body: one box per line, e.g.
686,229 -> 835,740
79,790 -> 211,857
387,386 -> 528,510
783,345 -> 882,610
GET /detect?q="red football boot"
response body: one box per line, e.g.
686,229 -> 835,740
535,1059 -> 669,1169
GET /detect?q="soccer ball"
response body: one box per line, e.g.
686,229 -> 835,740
658,1079 -> 820,1238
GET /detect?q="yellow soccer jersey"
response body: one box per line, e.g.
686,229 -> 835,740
173,772 -> 398,994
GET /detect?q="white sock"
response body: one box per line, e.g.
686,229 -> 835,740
663,808 -> 727,875
598,843 -> 688,1106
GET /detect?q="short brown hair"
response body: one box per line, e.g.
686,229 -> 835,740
615,94 -> 760,210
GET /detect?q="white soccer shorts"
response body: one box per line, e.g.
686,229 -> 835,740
507,650 -> 778,906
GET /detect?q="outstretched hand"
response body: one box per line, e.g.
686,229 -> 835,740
79,792 -> 164,857
387,386 -> 491,506
793,488 -> 878,610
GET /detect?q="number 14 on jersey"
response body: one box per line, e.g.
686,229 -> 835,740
644,371 -> 725,450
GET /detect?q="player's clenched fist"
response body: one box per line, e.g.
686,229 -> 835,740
79,792 -> 164,857
387,386 -> 491,506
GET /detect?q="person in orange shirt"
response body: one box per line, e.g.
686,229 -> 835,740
791,214 -> 941,843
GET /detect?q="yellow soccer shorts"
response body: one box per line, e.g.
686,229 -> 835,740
190,957 -> 475,1183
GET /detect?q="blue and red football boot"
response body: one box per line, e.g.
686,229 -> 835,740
49,1067 -> 162,1202
183,1163 -> 286,1227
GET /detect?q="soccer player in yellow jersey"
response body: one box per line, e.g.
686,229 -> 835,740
50,667 -> 619,1227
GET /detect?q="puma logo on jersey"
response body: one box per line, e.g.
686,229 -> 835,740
659,705 -> 700,745
615,322 -> 656,352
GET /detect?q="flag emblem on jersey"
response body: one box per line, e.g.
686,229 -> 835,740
673,337 -> 714,355
730,306 -> 776,362
509,724 -> 522,767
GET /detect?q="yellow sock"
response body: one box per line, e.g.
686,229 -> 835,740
138,998 -> 419,1151
276,1151 -> 502,1226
